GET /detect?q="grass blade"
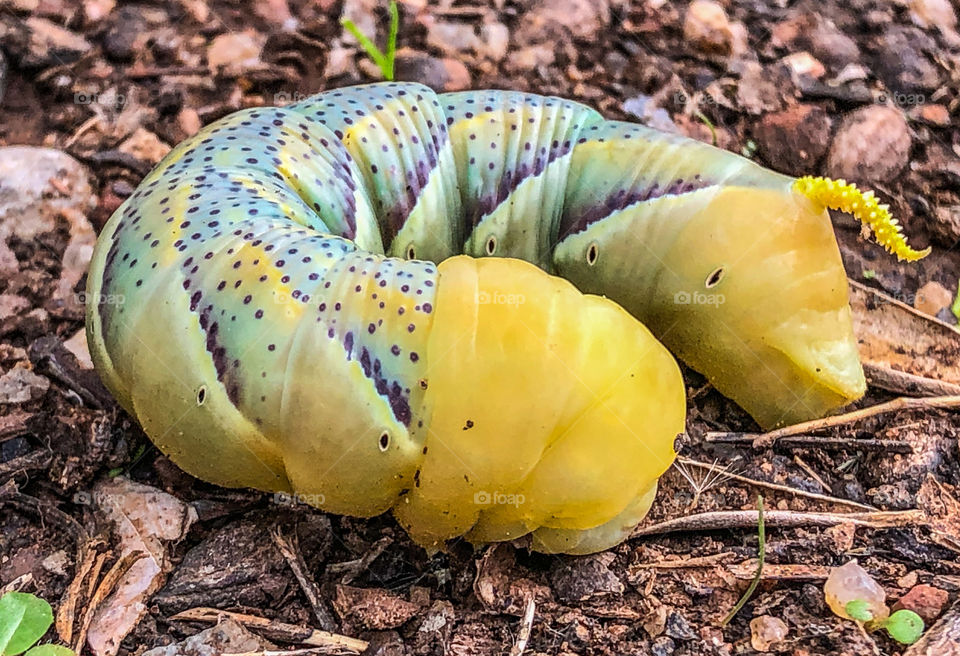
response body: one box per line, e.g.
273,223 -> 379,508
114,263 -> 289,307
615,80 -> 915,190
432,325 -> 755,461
721,495 -> 765,626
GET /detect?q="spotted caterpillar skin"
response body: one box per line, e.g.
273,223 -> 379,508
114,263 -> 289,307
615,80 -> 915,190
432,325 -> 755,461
87,82 -> 868,554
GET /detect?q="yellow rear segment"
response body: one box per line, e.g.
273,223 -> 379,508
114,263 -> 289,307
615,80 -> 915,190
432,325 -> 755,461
394,256 -> 685,552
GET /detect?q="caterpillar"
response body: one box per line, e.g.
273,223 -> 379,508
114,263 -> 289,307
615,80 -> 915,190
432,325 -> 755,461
85,82 -> 926,555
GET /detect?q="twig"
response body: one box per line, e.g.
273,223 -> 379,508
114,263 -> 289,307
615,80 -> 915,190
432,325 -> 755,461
631,552 -> 737,570
82,150 -> 153,177
721,495 -> 765,626
728,561 -> 833,581
62,115 -> 100,149
74,551 -> 147,654
509,597 -> 536,656
778,436 -> 912,453
676,457 -> 875,510
225,650 -> 346,656
271,527 -> 337,631
864,362 -> 960,397
170,608 -> 368,653
326,536 -> 392,584
705,395 -> 960,448
0,573 -> 33,595
84,551 -> 110,602
793,455 -> 832,492
126,65 -> 211,78
849,279 -> 960,333
0,449 -> 52,478
56,539 -> 105,644
0,410 -> 31,443
705,436 -> 911,453
631,508 -> 924,538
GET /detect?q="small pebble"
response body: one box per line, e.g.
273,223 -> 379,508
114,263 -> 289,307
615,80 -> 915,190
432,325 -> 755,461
827,106 -> 911,183
207,31 -> 265,73
683,0 -> 735,56
780,51 -> 826,79
914,281 -> 953,317
479,22 -> 510,62
892,584 -> 948,623
908,0 -> 958,32
911,104 -> 952,127
0,363 -> 50,404
754,104 -> 832,175
650,636 -> 676,656
118,128 -> 172,165
750,615 -> 789,652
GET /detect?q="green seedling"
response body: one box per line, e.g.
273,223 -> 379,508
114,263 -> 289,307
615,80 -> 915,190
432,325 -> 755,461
842,599 -> 925,645
341,0 -> 399,81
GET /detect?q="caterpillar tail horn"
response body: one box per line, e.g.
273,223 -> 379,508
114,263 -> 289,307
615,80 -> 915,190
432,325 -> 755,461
793,176 -> 931,262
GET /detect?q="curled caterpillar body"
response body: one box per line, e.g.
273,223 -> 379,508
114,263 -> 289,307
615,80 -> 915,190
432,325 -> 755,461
86,82 -> 924,554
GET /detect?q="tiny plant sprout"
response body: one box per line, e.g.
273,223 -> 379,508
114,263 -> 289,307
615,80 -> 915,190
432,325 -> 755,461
883,609 -> 924,645
844,599 -> 874,622
340,0 -> 399,81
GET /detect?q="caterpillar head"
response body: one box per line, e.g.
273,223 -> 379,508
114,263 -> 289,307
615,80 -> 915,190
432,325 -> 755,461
556,178 -> 925,428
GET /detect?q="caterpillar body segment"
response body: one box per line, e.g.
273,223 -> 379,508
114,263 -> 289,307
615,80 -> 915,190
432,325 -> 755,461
286,85 -> 461,261
87,81 -> 923,554
394,256 -> 683,552
439,91 -> 602,270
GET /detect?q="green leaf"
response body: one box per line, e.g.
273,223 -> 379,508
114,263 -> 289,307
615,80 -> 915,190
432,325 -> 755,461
0,592 -> 54,656
844,599 -> 874,622
25,646 -> 75,656
884,609 -> 924,645
862,270 -> 877,280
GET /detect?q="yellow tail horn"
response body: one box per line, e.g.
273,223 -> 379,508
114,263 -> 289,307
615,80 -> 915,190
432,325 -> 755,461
793,176 -> 930,262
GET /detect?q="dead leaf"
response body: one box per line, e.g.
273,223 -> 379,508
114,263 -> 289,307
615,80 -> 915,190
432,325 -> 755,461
850,281 -> 960,385
87,478 -> 196,656
473,544 -> 552,615
333,585 -> 421,630
917,474 -> 960,554
141,619 -> 273,656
